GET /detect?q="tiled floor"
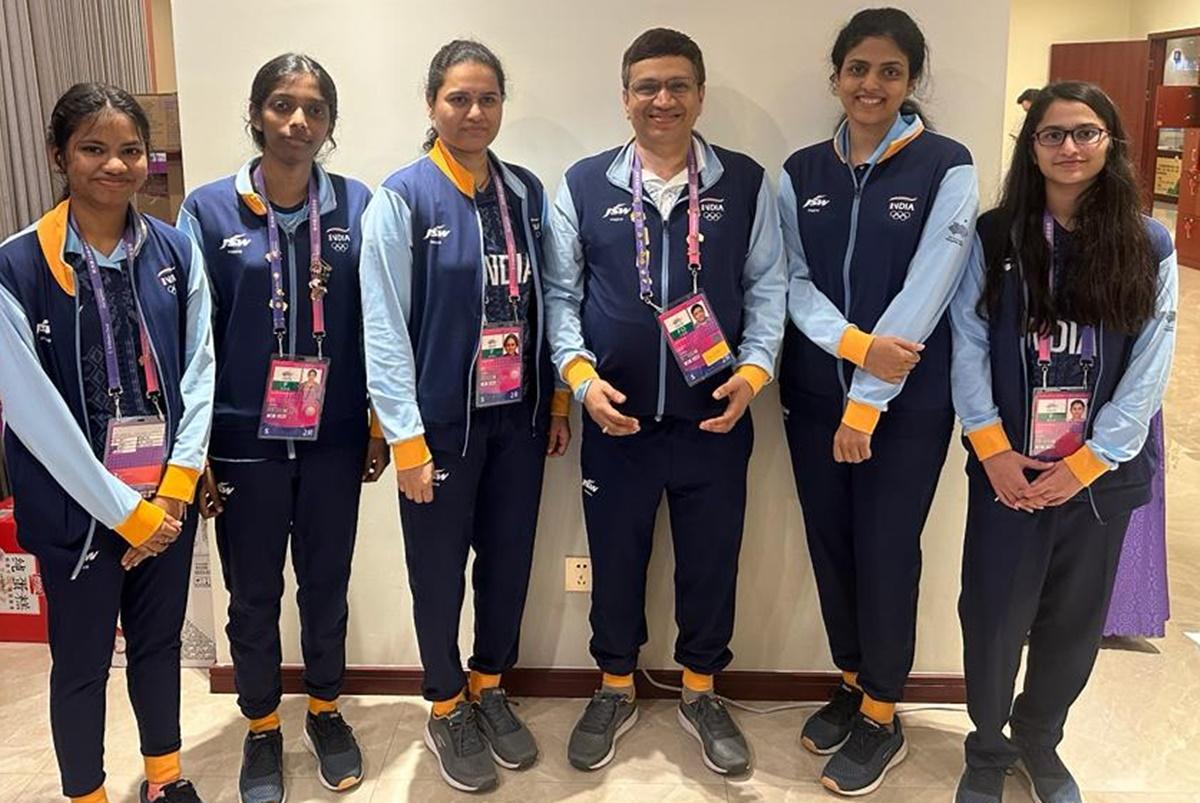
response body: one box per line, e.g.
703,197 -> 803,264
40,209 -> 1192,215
2,269 -> 1198,802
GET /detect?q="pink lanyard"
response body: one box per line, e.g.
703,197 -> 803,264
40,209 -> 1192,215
488,160 -> 521,320
630,144 -> 702,311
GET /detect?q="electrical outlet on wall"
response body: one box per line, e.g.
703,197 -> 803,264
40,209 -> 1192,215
565,556 -> 591,592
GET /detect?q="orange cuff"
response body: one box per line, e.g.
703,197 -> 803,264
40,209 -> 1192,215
114,500 -> 166,547
1063,444 -> 1111,487
734,365 -> 770,396
551,389 -> 571,417
966,422 -> 1013,461
563,357 -> 599,392
369,409 -> 385,439
837,326 -> 875,368
144,751 -> 181,785
71,788 -> 108,803
392,435 -> 432,472
157,464 -> 200,503
841,400 -> 882,434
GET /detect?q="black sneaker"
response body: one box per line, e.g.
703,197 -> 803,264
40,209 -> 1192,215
955,766 -> 1010,803
424,701 -> 498,792
303,710 -> 364,791
474,687 -> 538,769
140,778 -> 202,802
1015,743 -> 1083,803
801,682 -> 863,754
677,693 -> 751,775
239,729 -> 284,803
820,713 -> 907,796
567,690 -> 639,771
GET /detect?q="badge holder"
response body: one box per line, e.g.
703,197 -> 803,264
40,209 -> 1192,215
476,323 -> 525,407
1028,386 -> 1091,460
657,290 -> 734,387
258,354 -> 332,441
103,411 -> 167,497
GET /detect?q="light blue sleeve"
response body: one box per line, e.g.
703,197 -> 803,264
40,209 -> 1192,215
540,188 -> 569,393
736,174 -> 787,376
359,185 -> 425,444
848,163 -> 980,411
1087,248 -> 1178,465
778,168 -> 855,356
542,177 -> 597,402
949,233 -> 1003,434
168,236 -> 215,471
0,284 -> 143,527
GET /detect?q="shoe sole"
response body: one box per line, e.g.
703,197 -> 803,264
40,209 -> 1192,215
569,707 -> 640,771
676,707 -> 751,775
423,722 -> 499,793
801,732 -> 850,756
302,727 -> 363,792
1016,758 -> 1086,803
238,784 -> 286,803
819,737 -> 909,797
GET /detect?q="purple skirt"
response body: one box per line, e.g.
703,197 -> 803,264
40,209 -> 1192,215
1103,412 -> 1170,638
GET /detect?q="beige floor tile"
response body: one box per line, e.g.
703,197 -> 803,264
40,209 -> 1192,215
0,774 -> 34,799
372,778 -> 728,803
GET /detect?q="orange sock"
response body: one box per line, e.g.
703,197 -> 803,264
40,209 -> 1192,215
308,696 -> 338,715
860,693 -> 895,724
842,671 -> 861,690
144,751 -> 181,786
248,710 -> 281,733
682,668 -> 714,694
431,690 -> 466,718
468,671 -> 501,700
71,788 -> 108,803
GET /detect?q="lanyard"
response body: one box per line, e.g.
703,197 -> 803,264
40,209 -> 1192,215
71,214 -> 160,418
488,160 -> 521,320
253,166 -> 329,357
1038,211 -> 1095,387
630,144 -> 701,312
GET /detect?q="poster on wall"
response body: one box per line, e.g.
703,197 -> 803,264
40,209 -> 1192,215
113,519 -> 216,668
1155,155 -> 1182,198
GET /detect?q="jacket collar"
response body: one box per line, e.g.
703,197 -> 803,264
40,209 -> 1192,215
235,158 -> 337,218
832,113 -> 925,166
428,138 -> 528,202
35,200 -> 148,296
605,133 -> 723,194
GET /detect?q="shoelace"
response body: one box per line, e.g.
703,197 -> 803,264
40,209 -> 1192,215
447,704 -> 487,756
840,716 -> 895,763
577,691 -> 628,734
311,712 -> 356,754
820,684 -> 862,723
244,732 -> 283,779
478,689 -> 522,736
690,695 -> 739,739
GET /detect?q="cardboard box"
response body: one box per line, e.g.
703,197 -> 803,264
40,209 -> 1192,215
0,500 -> 49,644
134,92 -> 181,152
136,152 -> 185,224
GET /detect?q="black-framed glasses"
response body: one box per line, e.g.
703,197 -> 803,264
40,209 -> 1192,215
1032,126 -> 1109,148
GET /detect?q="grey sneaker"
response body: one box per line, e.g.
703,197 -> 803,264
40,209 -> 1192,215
140,778 -> 202,802
801,682 -> 863,754
956,766 -> 1009,802
239,729 -> 284,803
567,690 -> 639,771
474,687 -> 538,769
677,694 -> 751,775
820,713 -> 907,796
424,701 -> 498,793
1015,743 -> 1083,803
303,710 -> 364,791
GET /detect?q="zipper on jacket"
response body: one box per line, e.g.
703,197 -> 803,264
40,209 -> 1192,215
520,194 -> 544,432
462,206 -> 488,458
285,229 -> 298,461
70,288 -> 97,580
1085,322 -> 1106,523
836,164 -> 876,399
656,223 -> 670,421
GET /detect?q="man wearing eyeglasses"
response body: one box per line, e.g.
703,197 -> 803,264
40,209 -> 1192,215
544,27 -> 786,775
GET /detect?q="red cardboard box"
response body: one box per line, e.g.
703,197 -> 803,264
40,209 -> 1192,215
0,500 -> 49,643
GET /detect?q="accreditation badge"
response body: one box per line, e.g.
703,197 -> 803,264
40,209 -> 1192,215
476,323 -> 524,408
257,355 -> 331,441
104,417 -> 167,497
656,291 -> 735,387
1028,387 -> 1091,460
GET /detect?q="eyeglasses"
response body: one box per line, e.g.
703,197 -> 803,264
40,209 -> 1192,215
628,79 -> 697,99
1032,126 -> 1109,148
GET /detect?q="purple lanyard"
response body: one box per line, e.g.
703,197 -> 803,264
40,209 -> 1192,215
1038,211 -> 1095,386
630,144 -> 701,312
488,161 -> 521,319
71,214 -> 158,418
253,166 -> 328,356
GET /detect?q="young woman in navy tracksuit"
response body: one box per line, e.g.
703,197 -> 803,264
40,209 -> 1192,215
360,40 -> 570,793
178,54 -> 386,801
0,84 -> 213,803
951,82 -> 1176,803
778,9 -> 978,795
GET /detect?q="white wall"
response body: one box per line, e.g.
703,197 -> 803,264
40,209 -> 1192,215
171,0 -> 1010,677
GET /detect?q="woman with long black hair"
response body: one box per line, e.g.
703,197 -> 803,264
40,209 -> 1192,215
951,81 -> 1176,803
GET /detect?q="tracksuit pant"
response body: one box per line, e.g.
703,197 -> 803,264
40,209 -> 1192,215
398,402 -> 548,702
211,442 -> 366,720
35,517 -> 197,797
784,397 -> 953,703
580,413 -> 754,676
960,473 -> 1131,768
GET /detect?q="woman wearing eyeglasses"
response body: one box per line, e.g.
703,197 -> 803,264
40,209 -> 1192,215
950,81 -> 1176,803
